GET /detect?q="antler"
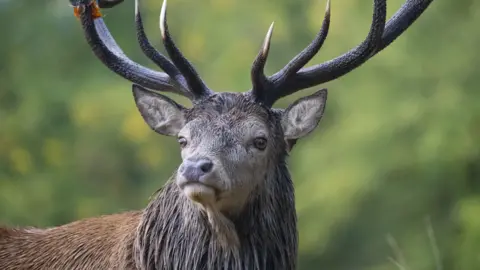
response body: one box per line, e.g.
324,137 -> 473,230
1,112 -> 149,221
97,0 -> 124,9
249,0 -> 434,107
73,0 -> 433,106
158,0 -> 213,99
73,0 -> 212,102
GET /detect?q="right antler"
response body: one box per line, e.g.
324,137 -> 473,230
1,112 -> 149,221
249,0 -> 434,107
73,0 -> 213,102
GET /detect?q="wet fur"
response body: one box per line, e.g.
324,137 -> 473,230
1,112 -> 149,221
0,93 -> 298,270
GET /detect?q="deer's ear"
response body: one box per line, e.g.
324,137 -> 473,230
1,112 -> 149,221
281,89 -> 327,140
132,84 -> 187,137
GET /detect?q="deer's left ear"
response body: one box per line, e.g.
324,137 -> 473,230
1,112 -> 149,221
281,89 -> 327,140
132,84 -> 187,137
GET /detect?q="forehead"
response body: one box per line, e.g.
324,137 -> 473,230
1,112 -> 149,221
186,93 -> 273,126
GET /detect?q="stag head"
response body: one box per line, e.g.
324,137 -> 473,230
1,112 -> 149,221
72,0 -> 433,243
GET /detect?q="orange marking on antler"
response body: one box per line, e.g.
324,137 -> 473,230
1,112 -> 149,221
73,1 -> 102,19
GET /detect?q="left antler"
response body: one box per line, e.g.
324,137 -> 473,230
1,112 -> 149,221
72,0 -> 213,103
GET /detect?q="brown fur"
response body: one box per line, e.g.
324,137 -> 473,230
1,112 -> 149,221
0,212 -> 140,269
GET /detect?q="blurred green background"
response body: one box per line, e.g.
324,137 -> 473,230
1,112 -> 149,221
0,0 -> 476,269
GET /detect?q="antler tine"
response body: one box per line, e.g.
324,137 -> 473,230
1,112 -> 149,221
75,1 -> 192,98
378,0 -> 433,52
267,0 -> 387,105
250,22 -> 275,102
135,0 -> 189,92
274,0 -> 331,86
159,0 -> 214,100
264,0 -> 433,105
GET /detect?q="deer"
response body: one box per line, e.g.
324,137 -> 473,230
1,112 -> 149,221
0,0 -> 434,269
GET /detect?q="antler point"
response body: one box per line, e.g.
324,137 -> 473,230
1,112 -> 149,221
159,0 -> 168,39
135,0 -> 139,15
262,22 -> 275,57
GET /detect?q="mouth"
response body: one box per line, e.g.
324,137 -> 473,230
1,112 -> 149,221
180,182 -> 219,204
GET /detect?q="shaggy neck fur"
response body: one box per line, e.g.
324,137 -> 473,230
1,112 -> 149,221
134,162 -> 297,270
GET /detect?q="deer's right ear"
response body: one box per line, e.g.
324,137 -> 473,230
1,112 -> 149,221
132,84 -> 187,137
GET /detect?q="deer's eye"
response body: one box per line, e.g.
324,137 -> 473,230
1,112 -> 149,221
253,137 -> 267,151
178,137 -> 187,148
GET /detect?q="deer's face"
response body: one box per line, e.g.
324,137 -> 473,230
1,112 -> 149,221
133,86 -> 327,213
176,94 -> 283,213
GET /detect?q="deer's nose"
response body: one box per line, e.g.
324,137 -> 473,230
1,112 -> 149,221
179,158 -> 214,183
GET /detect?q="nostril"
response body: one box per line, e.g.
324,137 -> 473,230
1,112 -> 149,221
199,160 -> 213,173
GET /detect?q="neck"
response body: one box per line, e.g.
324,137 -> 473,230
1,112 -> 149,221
133,162 -> 298,270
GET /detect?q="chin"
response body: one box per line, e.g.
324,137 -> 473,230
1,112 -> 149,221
183,183 -> 217,205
